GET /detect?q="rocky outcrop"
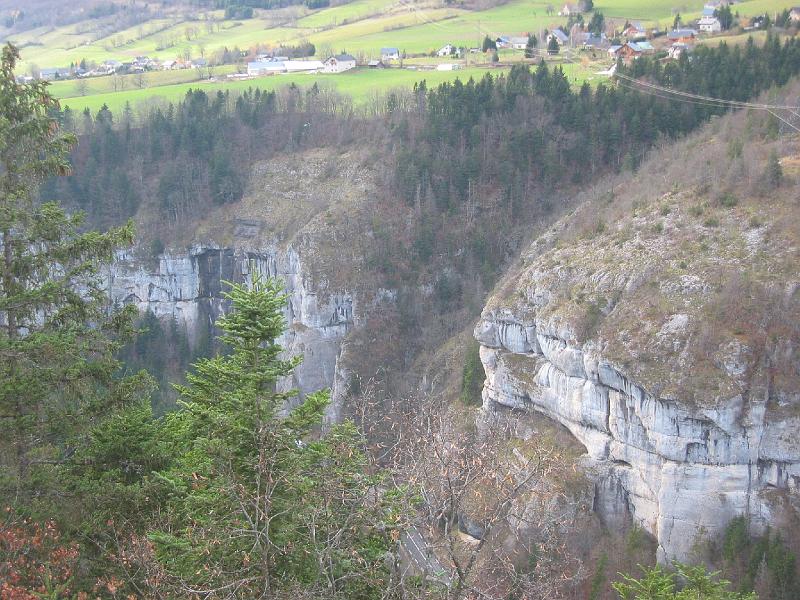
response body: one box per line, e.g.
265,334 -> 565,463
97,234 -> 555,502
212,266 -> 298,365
473,123 -> 800,563
107,245 -> 354,405
476,312 -> 800,562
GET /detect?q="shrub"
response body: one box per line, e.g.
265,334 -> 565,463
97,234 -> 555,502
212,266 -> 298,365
460,340 -> 484,406
718,192 -> 738,208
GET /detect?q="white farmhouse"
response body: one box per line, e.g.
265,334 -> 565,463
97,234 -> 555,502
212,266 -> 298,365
323,53 -> 356,73
509,36 -> 529,50
436,44 -> 455,57
698,16 -> 722,32
381,47 -> 400,61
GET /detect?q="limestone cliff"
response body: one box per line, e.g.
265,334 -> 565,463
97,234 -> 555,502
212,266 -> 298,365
107,148 -> 385,414
107,245 -> 354,403
475,118 -> 800,562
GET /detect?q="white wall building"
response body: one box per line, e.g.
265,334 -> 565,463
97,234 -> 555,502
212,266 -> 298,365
698,16 -> 722,32
323,54 -> 356,73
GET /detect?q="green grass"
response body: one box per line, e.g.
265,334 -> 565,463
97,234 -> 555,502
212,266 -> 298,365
58,65 -> 510,115
296,0 -> 396,28
48,65 -> 238,98
14,0 -> 797,73
15,0 -> 800,117
56,58 -> 606,116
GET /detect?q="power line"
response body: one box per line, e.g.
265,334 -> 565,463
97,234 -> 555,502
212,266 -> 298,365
614,72 -> 800,111
612,72 -> 800,134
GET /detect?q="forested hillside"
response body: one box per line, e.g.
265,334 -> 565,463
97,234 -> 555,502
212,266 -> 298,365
40,33 -> 800,410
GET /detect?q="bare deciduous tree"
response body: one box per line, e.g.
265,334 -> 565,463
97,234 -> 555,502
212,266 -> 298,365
351,380 -> 591,599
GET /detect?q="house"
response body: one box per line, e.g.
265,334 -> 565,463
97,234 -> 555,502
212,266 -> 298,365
621,23 -> 646,39
193,58 -> 208,68
368,59 -> 386,68
790,7 -> 800,22
381,47 -> 400,60
667,28 -> 697,43
559,3 -> 582,16
247,60 -> 286,76
436,44 -> 455,57
495,36 -> 511,48
161,60 -> 176,70
668,42 -> 690,59
628,40 -> 654,53
323,53 -> 356,73
698,16 -> 722,33
547,28 -> 569,46
509,36 -> 529,50
610,41 -> 652,62
39,67 -> 70,80
436,63 -> 461,71
577,32 -> 607,48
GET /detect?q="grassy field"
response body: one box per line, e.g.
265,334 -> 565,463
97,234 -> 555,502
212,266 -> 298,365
296,0 -> 397,28
9,0 -> 797,71
8,0 -> 798,117
57,65 -> 508,115
47,64 -> 239,98
55,58 -> 605,117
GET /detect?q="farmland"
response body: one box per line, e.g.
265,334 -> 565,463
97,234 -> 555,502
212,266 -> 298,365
55,65 -> 505,114
4,0 -> 798,116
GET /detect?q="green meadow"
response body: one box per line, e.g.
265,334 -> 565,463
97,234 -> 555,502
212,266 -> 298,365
57,66 -> 507,115
10,0 -> 797,71
7,0 -> 798,116
56,60 -> 604,117
296,0 -> 398,28
47,64 -> 239,98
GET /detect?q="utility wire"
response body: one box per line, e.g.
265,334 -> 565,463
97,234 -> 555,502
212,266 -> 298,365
613,72 -> 800,134
614,72 -> 800,110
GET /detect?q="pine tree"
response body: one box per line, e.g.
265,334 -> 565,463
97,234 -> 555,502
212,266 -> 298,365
0,43 -> 143,510
614,563 -> 757,599
547,36 -> 560,55
715,5 -> 734,30
588,11 -> 605,35
764,149 -> 783,189
525,34 -> 537,58
150,276 -> 405,597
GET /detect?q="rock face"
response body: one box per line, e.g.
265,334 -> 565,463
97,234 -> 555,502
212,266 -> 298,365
107,245 -> 354,404
476,312 -> 800,562
473,127 -> 800,562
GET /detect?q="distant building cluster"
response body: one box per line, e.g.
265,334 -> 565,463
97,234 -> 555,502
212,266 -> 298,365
19,0 -> 800,88
18,55 -> 208,83
245,53 -> 356,76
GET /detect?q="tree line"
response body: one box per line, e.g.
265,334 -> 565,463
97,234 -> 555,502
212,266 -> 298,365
376,33 -> 800,319
44,83 -> 361,234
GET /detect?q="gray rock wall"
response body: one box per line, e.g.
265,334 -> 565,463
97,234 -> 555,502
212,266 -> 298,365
107,245 -> 354,404
476,311 -> 800,563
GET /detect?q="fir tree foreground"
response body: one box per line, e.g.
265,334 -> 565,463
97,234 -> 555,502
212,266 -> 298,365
146,276 -> 405,597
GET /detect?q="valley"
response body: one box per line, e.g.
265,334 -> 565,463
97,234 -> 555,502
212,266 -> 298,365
1,1 -> 800,598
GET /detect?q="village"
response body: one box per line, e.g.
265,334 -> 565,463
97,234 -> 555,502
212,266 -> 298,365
17,1 -> 800,87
